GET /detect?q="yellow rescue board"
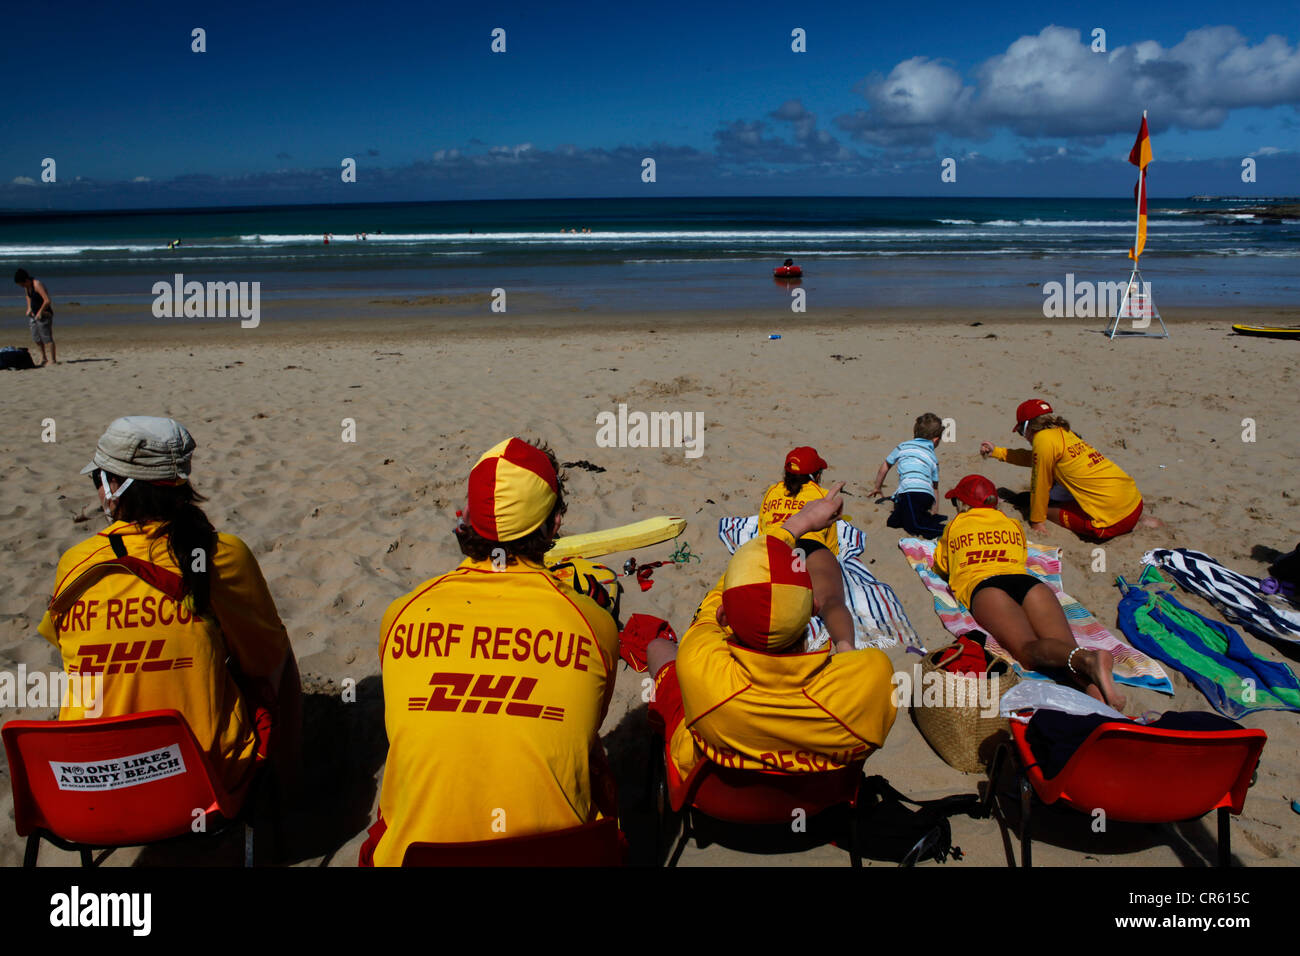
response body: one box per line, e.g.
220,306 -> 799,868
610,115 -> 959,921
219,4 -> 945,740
1231,324 -> 1300,339
546,516 -> 687,561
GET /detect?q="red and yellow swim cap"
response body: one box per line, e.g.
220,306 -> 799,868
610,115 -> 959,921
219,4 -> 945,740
721,534 -> 814,651
466,438 -> 559,542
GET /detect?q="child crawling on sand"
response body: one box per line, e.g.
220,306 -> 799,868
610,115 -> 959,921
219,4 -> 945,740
870,412 -> 946,539
935,474 -> 1125,710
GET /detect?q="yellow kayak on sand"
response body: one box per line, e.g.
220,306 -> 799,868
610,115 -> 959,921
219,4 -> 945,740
546,516 -> 687,561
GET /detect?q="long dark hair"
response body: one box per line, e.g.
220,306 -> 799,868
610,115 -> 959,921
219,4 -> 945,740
782,470 -> 822,496
108,475 -> 218,615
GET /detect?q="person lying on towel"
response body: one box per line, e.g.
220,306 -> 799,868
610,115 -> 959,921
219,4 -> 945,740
935,474 -> 1126,711
755,446 -> 854,652
979,398 -> 1157,542
642,487 -> 897,806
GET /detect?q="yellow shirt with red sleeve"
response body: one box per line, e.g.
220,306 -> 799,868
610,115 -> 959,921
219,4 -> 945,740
36,520 -> 291,795
371,555 -> 619,865
663,528 -> 895,798
991,428 -> 1141,528
933,508 -> 1029,609
758,480 -> 839,554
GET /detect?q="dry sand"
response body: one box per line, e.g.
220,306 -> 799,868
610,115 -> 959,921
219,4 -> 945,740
1,305 -> 1297,866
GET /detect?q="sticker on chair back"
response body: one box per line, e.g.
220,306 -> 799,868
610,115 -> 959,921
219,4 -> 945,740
49,744 -> 186,791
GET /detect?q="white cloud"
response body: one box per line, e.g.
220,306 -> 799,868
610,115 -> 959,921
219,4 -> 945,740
838,57 -> 978,146
488,143 -> 534,159
837,25 -> 1300,147
11,176 -> 36,185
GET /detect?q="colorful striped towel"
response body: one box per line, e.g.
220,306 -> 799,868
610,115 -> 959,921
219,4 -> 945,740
1142,548 -> 1300,647
1117,574 -> 1300,718
897,536 -> 1173,694
718,516 -> 921,651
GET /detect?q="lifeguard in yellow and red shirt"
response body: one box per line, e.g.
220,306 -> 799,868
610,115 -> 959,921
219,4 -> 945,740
360,438 -> 620,866
644,485 -> 897,808
980,399 -> 1155,542
756,446 -> 854,652
935,474 -> 1125,710
37,417 -> 299,798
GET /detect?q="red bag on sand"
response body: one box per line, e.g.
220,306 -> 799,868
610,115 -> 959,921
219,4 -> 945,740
939,634 -> 988,676
619,614 -> 677,672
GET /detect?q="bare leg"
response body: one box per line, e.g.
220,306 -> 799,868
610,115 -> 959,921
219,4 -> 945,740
971,584 -> 1126,710
807,547 -> 854,651
36,343 -> 47,367
1021,585 -> 1125,710
646,637 -> 678,678
50,341 -> 57,364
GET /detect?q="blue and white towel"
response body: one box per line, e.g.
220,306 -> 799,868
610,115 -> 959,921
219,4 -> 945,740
1142,548 -> 1300,647
718,516 -> 921,651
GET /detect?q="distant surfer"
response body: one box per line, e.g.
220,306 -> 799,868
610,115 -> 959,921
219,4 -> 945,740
168,238 -> 182,250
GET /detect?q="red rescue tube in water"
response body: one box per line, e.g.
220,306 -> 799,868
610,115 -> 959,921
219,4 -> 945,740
773,265 -> 802,278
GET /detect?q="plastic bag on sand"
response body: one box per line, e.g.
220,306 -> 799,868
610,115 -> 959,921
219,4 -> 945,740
1000,682 -> 1126,723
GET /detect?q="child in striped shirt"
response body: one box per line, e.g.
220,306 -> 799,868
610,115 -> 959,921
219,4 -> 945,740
870,413 -> 946,539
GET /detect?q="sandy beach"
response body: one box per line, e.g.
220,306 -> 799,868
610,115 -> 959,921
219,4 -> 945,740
1,305 -> 1297,866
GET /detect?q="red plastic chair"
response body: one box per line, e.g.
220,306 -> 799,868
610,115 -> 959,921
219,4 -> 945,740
984,720 -> 1266,867
3,709 -> 262,867
659,756 -> 866,867
401,816 -> 624,866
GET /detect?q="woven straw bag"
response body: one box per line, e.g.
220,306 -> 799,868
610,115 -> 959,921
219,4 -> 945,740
912,641 -> 1021,773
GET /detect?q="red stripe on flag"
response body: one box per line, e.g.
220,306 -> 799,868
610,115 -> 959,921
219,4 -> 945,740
1128,116 -> 1150,167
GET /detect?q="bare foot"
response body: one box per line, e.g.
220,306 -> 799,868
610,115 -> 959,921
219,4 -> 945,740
1084,648 -> 1126,712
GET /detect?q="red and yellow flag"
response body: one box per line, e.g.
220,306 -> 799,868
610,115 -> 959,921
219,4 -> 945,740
1128,114 -> 1152,260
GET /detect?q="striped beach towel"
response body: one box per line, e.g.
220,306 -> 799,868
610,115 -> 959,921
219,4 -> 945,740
718,516 -> 920,651
1142,548 -> 1300,647
1117,574 -> 1300,719
897,537 -> 1173,694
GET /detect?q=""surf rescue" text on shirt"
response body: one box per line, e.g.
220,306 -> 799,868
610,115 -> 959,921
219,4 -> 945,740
389,622 -> 596,671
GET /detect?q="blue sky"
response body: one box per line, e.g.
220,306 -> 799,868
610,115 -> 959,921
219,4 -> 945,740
3,0 -> 1298,208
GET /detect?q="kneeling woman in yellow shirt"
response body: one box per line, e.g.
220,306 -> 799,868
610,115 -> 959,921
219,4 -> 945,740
934,475 -> 1125,710
979,398 -> 1152,541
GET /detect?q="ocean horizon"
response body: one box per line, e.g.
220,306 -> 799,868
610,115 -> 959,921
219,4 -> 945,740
3,196 -> 1296,316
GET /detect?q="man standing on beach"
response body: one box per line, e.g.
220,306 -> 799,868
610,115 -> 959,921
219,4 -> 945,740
359,437 -> 621,865
14,269 -> 55,365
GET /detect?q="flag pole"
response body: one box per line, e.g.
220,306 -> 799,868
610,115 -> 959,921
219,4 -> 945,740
1133,109 -> 1146,270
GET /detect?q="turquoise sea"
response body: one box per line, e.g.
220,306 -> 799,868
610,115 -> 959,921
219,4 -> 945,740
1,197 -> 1295,316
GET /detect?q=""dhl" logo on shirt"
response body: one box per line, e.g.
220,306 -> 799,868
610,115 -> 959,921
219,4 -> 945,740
958,548 -> 1014,567
408,672 -> 565,722
69,640 -> 194,674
